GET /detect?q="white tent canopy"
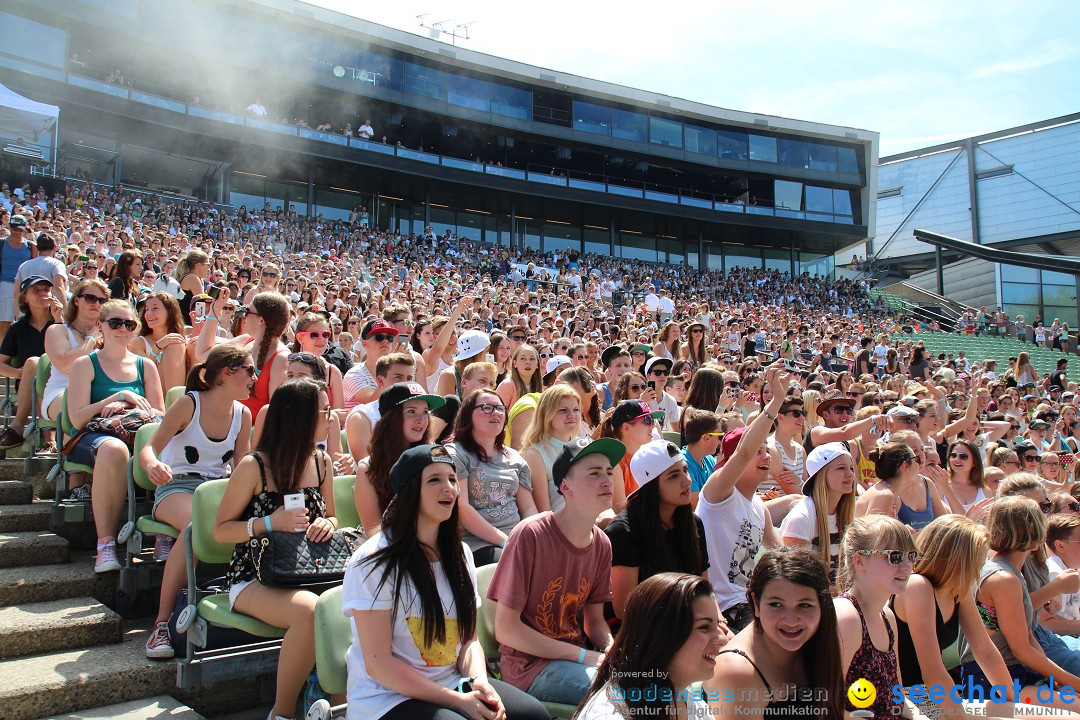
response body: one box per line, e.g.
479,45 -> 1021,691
0,82 -> 59,143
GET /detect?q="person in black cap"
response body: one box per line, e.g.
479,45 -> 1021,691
0,276 -> 63,448
353,382 -> 444,535
344,444 -> 549,720
486,436 -> 625,705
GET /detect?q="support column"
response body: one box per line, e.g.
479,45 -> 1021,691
698,231 -> 705,272
609,220 -> 616,258
935,245 -> 945,296
966,137 -> 980,245
509,201 -> 516,249
306,171 -> 315,214
789,234 -> 797,276
423,186 -> 431,228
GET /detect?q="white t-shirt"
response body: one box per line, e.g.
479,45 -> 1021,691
873,344 -> 888,367
342,533 -> 481,720
655,391 -> 681,432
695,489 -> 765,612
1047,555 -> 1080,621
658,296 -> 675,316
644,293 -> 660,312
152,274 -> 182,297
780,496 -> 841,578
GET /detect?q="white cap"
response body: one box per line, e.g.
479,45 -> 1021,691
545,355 -> 573,376
452,330 -> 490,362
804,442 -> 851,493
629,440 -> 683,497
886,405 -> 920,419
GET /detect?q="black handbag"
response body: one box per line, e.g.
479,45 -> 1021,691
168,577 -> 261,655
248,528 -> 364,591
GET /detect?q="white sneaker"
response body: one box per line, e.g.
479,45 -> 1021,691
153,535 -> 174,563
144,621 -> 174,659
94,541 -> 121,573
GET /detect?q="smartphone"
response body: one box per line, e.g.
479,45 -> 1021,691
284,493 -> 305,511
1063,453 -> 1076,466
207,285 -> 221,299
78,255 -> 89,262
194,303 -> 206,320
784,360 -> 797,371
647,381 -> 656,391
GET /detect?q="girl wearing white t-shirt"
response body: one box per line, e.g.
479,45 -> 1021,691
343,444 -> 547,720
780,442 -> 856,589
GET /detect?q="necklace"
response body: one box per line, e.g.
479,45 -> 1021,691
70,321 -> 95,339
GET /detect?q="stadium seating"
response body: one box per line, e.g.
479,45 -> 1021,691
117,423 -> 172,612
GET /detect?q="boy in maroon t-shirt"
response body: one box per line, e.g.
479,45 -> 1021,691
486,437 -> 624,706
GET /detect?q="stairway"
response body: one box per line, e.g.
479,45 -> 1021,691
0,459 -> 209,720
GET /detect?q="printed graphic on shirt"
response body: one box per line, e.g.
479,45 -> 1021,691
535,576 -> 590,640
405,616 -> 460,666
728,518 -> 762,588
468,467 -> 517,521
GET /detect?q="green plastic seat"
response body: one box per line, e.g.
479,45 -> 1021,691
189,479 -> 286,638
136,516 -> 179,538
314,585 -> 350,694
165,386 -> 185,410
58,390 -> 94,476
333,474 -> 361,532
476,564 -> 576,719
340,428 -> 349,455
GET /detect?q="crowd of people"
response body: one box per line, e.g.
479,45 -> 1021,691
7,176 -> 1080,720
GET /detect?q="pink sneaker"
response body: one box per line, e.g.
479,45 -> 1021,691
94,540 -> 120,573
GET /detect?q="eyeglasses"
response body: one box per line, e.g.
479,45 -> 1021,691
228,364 -> 257,378
651,369 -> 669,377
367,334 -> 395,343
510,335 -> 526,341
78,293 -> 107,304
105,318 -> 138,331
475,403 -> 507,415
782,409 -> 807,418
726,382 -> 741,388
1040,500 -> 1054,514
691,328 -> 704,334
288,352 -> 320,364
848,391 -> 863,398
1010,424 -> 1021,430
319,405 -> 333,419
856,549 -> 918,566
900,417 -> 919,425
1041,460 -> 1061,467
949,452 -> 970,460
628,384 -> 646,393
302,331 -> 332,340
347,320 -> 359,326
244,307 -> 260,317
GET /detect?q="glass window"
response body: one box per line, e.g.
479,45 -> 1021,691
447,74 -> 490,112
1003,304 -> 1040,324
659,238 -> 684,265
774,180 -> 802,211
491,82 -> 531,120
804,186 -> 834,214
314,189 -> 359,222
612,109 -> 647,142
429,207 -> 455,237
456,212 -> 483,242
584,228 -> 609,256
764,250 -> 790,273
1044,271 -> 1075,286
748,135 -> 777,163
620,233 -> 656,262
404,61 -> 445,100
808,144 -> 838,173
573,100 -> 610,135
706,244 -> 723,271
726,248 -> 762,271
1043,286 -> 1077,306
1045,306 -> 1079,327
833,189 -> 854,217
1001,265 -> 1039,283
544,225 -> 581,253
778,139 -> 809,169
684,125 -> 716,156
650,117 -> 683,148
716,130 -> 748,160
1001,283 -> 1041,305
0,12 -> 66,68
838,146 -> 859,174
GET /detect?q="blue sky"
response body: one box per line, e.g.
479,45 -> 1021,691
307,0 -> 1079,156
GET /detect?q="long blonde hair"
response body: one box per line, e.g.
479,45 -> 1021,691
809,456 -> 857,579
520,385 -> 580,449
838,515 -> 916,592
914,515 -> 988,602
509,344 -> 543,399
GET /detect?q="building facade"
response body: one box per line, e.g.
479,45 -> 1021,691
1,0 -> 878,275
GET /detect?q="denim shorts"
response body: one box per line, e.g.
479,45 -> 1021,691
67,431 -> 123,467
527,659 -> 597,705
153,474 -> 210,517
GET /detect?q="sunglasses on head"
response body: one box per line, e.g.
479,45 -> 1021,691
105,318 -> 137,331
288,352 -> 320,364
856,549 -> 918,566
303,331 -> 332,340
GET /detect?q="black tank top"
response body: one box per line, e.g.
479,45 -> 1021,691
716,648 -> 818,718
891,595 -> 961,686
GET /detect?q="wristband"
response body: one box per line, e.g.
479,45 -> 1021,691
577,648 -> 587,664
206,315 -> 219,322
263,516 -> 272,534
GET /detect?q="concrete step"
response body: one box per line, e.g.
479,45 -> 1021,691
0,479 -> 33,505
0,597 -> 122,659
0,553 -> 114,607
38,695 -> 206,720
0,623 -> 176,720
0,502 -> 50,533
0,531 -> 70,569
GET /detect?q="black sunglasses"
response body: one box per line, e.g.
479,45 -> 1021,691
78,293 -> 107,304
105,318 -> 137,331
368,333 -> 395,343
228,364 -> 257,378
783,409 -> 807,418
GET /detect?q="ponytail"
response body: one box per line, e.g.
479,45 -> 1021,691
186,344 -> 251,393
185,362 -> 211,392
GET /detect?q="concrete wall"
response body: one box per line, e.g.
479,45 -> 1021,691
906,257 -> 997,310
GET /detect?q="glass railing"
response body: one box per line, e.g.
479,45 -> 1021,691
36,68 -> 861,226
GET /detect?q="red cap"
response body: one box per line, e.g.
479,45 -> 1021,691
720,427 -> 748,464
362,319 -> 397,340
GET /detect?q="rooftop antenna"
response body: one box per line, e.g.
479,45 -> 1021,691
417,14 -> 477,46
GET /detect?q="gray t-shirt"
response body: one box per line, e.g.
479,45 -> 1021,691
452,441 -> 532,552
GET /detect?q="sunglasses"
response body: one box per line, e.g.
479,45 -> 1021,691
510,335 -> 526,341
78,293 -> 107,304
475,403 -> 507,415
783,409 -> 807,418
1062,501 -> 1080,512
832,406 -> 855,415
228,364 -> 257,378
288,352 -> 320,364
348,320 -> 359,325
651,369 -> 670,377
704,431 -> 724,437
949,452 -> 970,460
302,331 -> 332,340
262,271 -> 278,278
691,328 -> 704,334
1024,455 -> 1038,462
367,333 -> 395,343
629,384 -> 646,393
634,415 -> 655,426
856,549 -> 918,566
899,417 -> 919,425
539,353 -> 553,359
848,391 -> 863,398
105,318 -> 138,331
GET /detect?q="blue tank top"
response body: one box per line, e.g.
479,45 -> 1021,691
1,240 -> 32,283
897,480 -> 934,530
89,352 -> 145,403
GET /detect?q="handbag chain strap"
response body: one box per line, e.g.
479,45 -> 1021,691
249,535 -> 269,583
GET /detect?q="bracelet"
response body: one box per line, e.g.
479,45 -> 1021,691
263,516 -> 272,534
763,409 -> 777,421
206,315 -> 219,322
576,648 -> 587,664
246,517 -> 256,538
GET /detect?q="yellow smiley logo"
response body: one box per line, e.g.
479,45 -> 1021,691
847,678 -> 876,709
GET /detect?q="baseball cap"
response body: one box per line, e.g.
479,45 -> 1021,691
720,426 -> 747,463
8,215 -> 27,229
630,344 -> 650,354
544,355 -> 572,381
611,399 -> 665,430
1029,420 -> 1052,431
551,437 -> 626,493
452,330 -> 490,362
886,405 -> 920,420
19,275 -> 52,292
361,319 -> 396,340
600,345 -> 624,369
644,357 -> 673,376
804,442 -> 852,495
388,444 -> 456,495
628,440 -> 684,497
378,382 -> 445,416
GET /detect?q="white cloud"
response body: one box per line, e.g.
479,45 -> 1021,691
972,44 -> 1079,78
